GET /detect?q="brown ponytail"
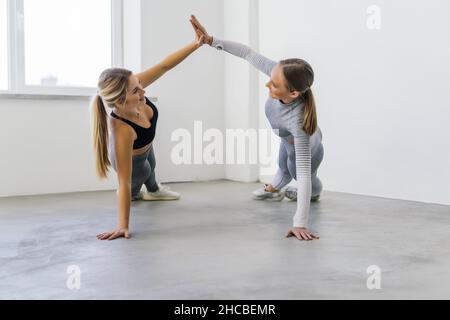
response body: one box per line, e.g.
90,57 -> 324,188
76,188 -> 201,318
279,59 -> 317,136
302,88 -> 317,135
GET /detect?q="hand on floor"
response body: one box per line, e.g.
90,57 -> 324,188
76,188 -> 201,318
97,228 -> 130,241
286,227 -> 319,241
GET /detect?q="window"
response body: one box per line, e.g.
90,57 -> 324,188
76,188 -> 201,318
0,0 -> 7,90
2,0 -> 122,96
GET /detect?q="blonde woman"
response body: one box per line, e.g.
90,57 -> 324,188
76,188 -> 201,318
91,23 -> 206,240
190,15 -> 324,241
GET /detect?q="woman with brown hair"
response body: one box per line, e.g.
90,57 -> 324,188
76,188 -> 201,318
190,15 -> 324,241
91,22 -> 206,240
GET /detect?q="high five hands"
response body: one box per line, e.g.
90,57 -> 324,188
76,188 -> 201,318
190,15 -> 213,46
193,25 -> 206,47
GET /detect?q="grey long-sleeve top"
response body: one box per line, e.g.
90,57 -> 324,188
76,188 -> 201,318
211,37 -> 315,228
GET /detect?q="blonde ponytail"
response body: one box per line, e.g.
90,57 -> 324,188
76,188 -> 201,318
91,94 -> 111,178
91,68 -> 132,179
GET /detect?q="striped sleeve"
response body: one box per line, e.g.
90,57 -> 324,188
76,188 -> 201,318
291,117 -> 312,228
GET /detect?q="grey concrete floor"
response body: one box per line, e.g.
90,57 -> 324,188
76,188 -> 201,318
0,180 -> 449,300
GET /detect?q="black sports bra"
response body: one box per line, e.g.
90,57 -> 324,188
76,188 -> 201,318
110,97 -> 159,149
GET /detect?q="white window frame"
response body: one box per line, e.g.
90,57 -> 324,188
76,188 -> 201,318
0,0 -> 123,97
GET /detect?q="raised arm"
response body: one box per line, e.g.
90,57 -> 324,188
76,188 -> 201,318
190,15 -> 276,77
136,21 -> 205,88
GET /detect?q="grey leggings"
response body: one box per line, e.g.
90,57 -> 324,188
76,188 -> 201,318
272,138 -> 324,197
110,145 -> 159,199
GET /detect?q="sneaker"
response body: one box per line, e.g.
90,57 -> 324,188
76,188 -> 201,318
139,183 -> 180,201
131,193 -> 143,201
285,186 -> 297,201
252,184 -> 285,201
285,186 -> 321,202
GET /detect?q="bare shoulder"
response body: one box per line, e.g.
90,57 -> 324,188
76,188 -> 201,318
110,117 -> 137,145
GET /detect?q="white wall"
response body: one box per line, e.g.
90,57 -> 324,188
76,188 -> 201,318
258,0 -> 450,205
222,0 -> 260,182
0,97 -> 116,197
140,0 -> 225,183
123,0 -> 142,72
